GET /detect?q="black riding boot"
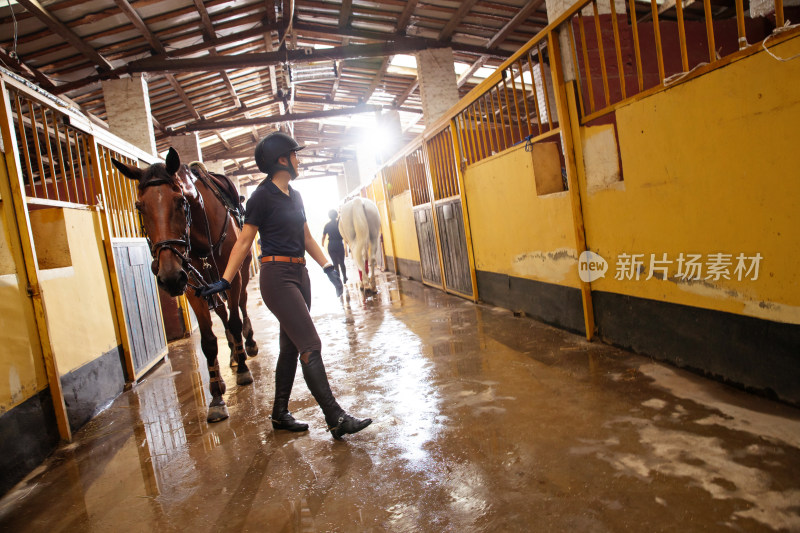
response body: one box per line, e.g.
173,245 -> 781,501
270,349 -> 309,432
300,350 -> 372,440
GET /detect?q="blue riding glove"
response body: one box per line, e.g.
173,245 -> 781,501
323,264 -> 343,297
196,278 -> 230,299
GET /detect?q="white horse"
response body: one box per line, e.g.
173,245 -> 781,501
338,197 -> 382,295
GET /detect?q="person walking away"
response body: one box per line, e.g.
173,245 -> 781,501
322,209 -> 347,284
197,132 -> 372,440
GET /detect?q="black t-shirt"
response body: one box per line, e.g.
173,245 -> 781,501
323,220 -> 343,244
245,180 -> 306,257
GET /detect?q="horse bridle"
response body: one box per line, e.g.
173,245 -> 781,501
138,173 -> 224,297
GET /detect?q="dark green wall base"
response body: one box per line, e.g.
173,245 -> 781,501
0,388 -> 59,496
476,270 -> 586,335
593,291 -> 800,406
387,256 -> 423,282
61,345 -> 126,431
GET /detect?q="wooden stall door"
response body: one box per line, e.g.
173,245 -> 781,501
435,198 -> 472,296
414,205 -> 442,286
112,239 -> 167,378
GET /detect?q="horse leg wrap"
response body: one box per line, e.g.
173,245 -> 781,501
243,316 -> 258,356
234,344 -> 253,386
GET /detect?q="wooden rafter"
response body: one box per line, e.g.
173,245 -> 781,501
339,0 -> 353,28
486,0 -> 547,49
177,105 -> 383,133
362,57 -> 391,103
438,0 -> 481,41
395,80 -> 419,107
15,0 -> 114,71
127,38 -> 503,75
0,47 -> 55,90
396,0 -> 420,34
112,0 -> 202,122
457,56 -> 489,87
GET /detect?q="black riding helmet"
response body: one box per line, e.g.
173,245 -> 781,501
254,132 -> 305,177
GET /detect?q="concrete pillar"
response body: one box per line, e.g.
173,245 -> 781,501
343,159 -> 362,196
336,173 -> 347,201
101,75 -> 157,155
166,133 -> 202,163
415,48 -> 460,127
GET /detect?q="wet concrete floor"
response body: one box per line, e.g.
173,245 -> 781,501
2,268 -> 800,532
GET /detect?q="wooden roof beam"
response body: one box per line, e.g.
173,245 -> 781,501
362,57 -> 391,103
15,0 -> 114,72
396,0 -> 420,34
486,0 -> 547,49
127,38 -> 506,74
438,0 -> 480,41
339,0 -> 353,28
176,104 -> 383,133
457,56 -> 488,87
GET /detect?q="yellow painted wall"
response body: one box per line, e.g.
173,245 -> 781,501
388,191 -> 420,263
370,176 -> 394,258
463,143 -> 580,288
581,34 -> 800,324
32,208 -> 120,374
0,201 -> 47,413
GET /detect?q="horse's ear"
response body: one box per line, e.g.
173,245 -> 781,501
165,147 -> 180,175
111,158 -> 143,182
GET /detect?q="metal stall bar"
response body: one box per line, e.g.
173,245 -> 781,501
591,0 -> 611,106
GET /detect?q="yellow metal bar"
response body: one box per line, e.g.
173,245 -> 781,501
577,13 -> 596,112
12,93 -> 35,197
703,0 -> 716,62
40,106 -> 59,201
422,141 -> 447,292
627,0 -> 644,92
27,100 -> 49,200
547,32 -> 595,341
50,109 -> 70,203
482,96 -> 497,156
517,59 -> 534,138
380,167 -> 400,274
87,137 -> 137,383
0,79 -> 72,441
566,24 -> 587,119
63,127 -> 81,203
468,105 -> 481,162
501,75 -> 516,143
508,66 -> 525,141
537,43 -> 555,129
591,0 -> 611,105
676,0 -> 690,71
487,88 -> 503,149
525,53 -> 543,136
776,0 -> 784,27
608,0 -> 627,100
474,100 -> 488,161
651,0 -> 666,83
495,85 -> 510,148
448,119 -> 479,301
735,0 -> 747,49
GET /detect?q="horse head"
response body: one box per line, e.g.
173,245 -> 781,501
112,148 -> 195,297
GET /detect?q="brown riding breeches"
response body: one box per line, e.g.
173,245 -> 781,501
259,262 -> 322,355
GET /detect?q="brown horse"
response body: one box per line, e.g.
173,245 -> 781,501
112,148 -> 257,422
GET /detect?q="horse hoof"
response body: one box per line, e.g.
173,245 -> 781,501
207,404 -> 229,423
245,343 -> 258,357
236,370 -> 254,386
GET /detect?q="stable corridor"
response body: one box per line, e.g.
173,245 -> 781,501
1,269 -> 799,532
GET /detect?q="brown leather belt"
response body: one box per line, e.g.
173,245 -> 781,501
261,255 -> 306,265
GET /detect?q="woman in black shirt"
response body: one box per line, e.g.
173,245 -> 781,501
199,132 -> 371,440
321,209 -> 347,284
